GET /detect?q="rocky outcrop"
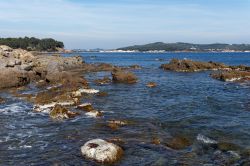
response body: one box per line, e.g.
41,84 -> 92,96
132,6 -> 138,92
49,104 -> 79,120
0,45 -> 86,89
211,70 -> 250,82
112,70 -> 137,84
0,68 -> 31,89
77,103 -> 103,118
81,139 -> 123,164
160,59 -> 228,72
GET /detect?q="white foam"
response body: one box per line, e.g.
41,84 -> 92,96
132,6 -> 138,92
196,134 -> 217,144
33,101 -> 75,113
85,110 -> 103,118
0,102 -> 30,115
228,151 -> 240,158
19,145 -> 32,149
78,88 -> 100,94
77,103 -> 92,107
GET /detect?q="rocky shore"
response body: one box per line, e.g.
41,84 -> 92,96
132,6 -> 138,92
0,45 -> 141,164
1,47 -> 250,165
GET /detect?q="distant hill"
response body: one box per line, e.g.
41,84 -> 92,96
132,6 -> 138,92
118,42 -> 250,52
0,37 -> 64,51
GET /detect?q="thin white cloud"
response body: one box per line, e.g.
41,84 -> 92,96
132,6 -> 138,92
0,0 -> 249,48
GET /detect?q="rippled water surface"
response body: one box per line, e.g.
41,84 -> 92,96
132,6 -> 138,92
1,52 -> 250,165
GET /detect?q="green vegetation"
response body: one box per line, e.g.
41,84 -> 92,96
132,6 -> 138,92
118,42 -> 250,52
0,37 -> 64,51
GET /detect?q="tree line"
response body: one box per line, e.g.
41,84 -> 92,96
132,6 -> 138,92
118,42 -> 250,52
0,37 -> 64,51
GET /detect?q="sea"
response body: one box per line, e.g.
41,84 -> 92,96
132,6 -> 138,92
0,52 -> 250,165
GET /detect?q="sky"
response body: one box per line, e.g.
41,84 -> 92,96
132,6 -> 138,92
0,0 -> 250,49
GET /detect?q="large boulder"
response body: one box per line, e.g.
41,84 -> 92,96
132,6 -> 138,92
112,70 -> 137,84
160,59 -> 228,72
33,55 -> 83,73
0,68 -> 30,89
81,139 -> 123,164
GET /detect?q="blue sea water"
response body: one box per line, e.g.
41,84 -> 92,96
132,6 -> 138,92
0,52 -> 250,165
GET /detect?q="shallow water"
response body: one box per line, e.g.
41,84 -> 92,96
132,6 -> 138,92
1,52 -> 250,165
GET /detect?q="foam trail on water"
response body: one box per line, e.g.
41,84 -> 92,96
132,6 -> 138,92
196,134 -> 217,144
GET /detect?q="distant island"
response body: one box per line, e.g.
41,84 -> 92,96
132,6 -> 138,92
116,42 -> 250,53
0,37 -> 64,52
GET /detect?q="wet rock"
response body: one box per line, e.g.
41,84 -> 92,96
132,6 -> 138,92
0,97 -> 5,104
211,70 -> 250,82
218,142 -> 241,152
165,136 -> 192,150
77,103 -> 103,118
129,65 -> 142,70
160,59 -> 228,72
108,138 -> 125,145
97,91 -> 108,97
77,103 -> 94,112
107,120 -> 128,130
33,87 -> 74,105
151,137 -> 161,145
49,104 -> 79,119
146,82 -> 157,88
94,76 -> 111,85
112,70 -> 138,84
81,139 -> 123,164
33,101 -> 75,113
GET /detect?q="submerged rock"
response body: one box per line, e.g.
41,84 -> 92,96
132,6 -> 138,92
165,136 -> 192,150
218,142 -> 241,152
77,103 -> 103,118
151,137 -> 161,145
146,82 -> 157,88
107,120 -> 128,130
97,91 -> 108,97
49,104 -> 79,119
0,97 -> 5,104
129,65 -> 142,70
160,59 -> 228,72
81,139 -> 123,164
94,76 -> 111,85
77,103 -> 94,112
112,70 -> 138,84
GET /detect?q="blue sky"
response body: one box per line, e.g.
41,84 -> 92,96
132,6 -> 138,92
0,0 -> 250,49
